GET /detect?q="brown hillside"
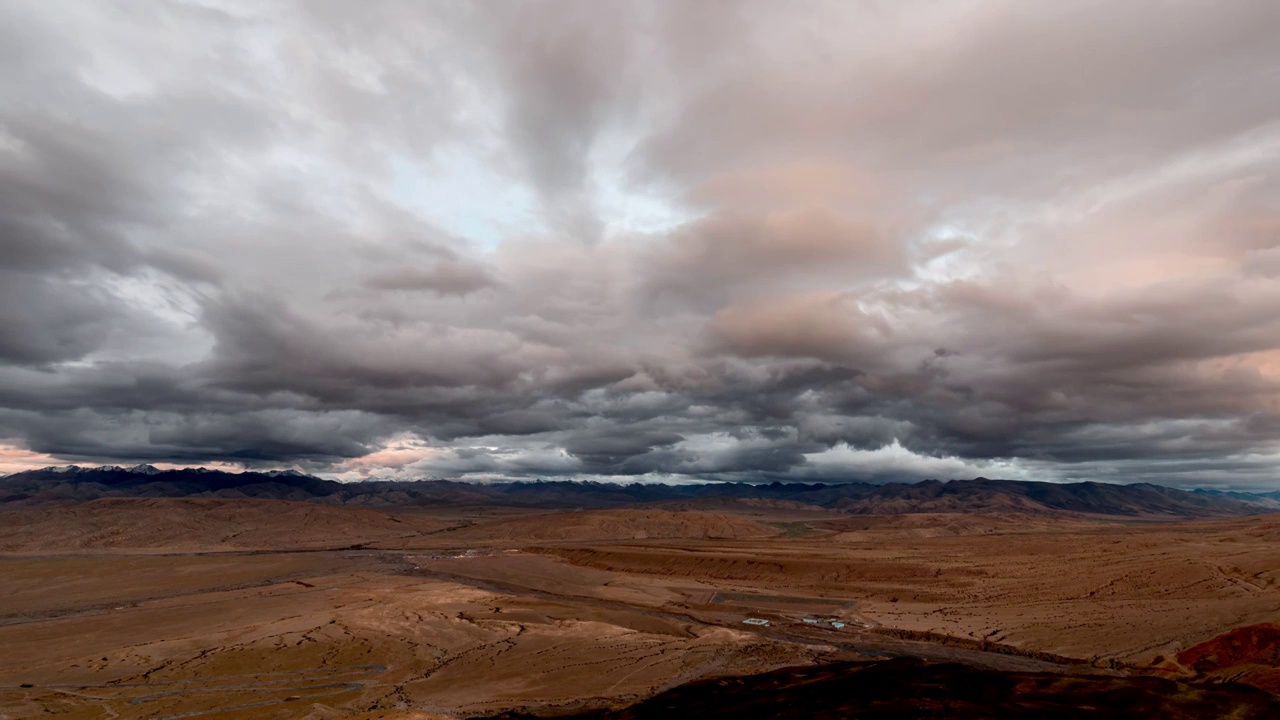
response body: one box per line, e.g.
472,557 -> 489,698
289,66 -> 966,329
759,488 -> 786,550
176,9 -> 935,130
0,497 -> 449,552
1175,624 -> 1280,694
443,508 -> 781,543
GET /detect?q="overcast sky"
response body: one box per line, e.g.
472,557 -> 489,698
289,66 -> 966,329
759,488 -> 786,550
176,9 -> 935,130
2,1 -> 1279,488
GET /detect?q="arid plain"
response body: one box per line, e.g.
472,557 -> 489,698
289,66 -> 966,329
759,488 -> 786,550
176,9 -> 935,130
3,496 -> 1280,719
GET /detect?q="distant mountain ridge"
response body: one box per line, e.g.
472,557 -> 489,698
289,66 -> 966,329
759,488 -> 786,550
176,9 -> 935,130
1193,487 -> 1280,510
1,465 -> 1274,518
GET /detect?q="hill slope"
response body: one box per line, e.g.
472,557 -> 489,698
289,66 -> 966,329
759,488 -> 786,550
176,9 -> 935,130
481,658 -> 1280,720
443,508 -> 781,542
0,497 -> 449,552
1173,624 -> 1280,694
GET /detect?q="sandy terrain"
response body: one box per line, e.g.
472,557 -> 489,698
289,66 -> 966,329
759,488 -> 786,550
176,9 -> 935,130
536,516 -> 1280,663
0,498 -> 454,553
2,500 -> 1278,718
434,509 -> 781,543
0,553 -> 815,719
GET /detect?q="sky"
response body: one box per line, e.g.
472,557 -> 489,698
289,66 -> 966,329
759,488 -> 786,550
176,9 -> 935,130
1,1 -> 1279,489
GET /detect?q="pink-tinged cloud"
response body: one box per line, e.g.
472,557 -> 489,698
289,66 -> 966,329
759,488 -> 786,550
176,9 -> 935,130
0,443 -> 62,475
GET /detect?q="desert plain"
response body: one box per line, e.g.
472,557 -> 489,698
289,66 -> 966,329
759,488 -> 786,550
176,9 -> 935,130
3,495 -> 1280,719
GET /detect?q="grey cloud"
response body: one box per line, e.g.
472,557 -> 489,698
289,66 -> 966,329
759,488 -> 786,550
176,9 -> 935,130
364,260 -> 498,296
144,410 -> 386,463
483,1 -> 641,241
0,1 -> 1278,489
637,1 -> 1280,196
1243,248 -> 1280,278
0,274 -> 116,365
0,407 -> 387,465
563,428 -> 684,472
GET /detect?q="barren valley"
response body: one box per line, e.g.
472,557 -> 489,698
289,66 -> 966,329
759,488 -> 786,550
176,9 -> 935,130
3,486 -> 1280,719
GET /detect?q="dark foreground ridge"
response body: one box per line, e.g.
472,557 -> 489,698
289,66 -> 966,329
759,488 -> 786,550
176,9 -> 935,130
481,658 -> 1280,720
1,464 -> 1275,517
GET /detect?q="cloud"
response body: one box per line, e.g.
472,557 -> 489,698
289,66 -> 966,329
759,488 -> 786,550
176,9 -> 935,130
706,292 -> 889,364
364,260 -> 498,296
0,1 -> 1277,488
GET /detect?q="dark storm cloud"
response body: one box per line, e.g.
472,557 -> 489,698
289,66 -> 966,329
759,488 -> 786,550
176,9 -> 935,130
563,428 -> 685,472
0,1 -> 1278,488
0,275 -> 117,364
0,407 -> 386,465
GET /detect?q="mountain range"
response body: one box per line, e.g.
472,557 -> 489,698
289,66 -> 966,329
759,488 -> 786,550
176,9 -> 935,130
1,465 -> 1276,518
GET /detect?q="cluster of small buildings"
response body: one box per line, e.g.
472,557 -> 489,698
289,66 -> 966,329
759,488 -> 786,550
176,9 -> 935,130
425,549 -> 482,559
801,617 -> 846,629
741,616 -> 848,630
